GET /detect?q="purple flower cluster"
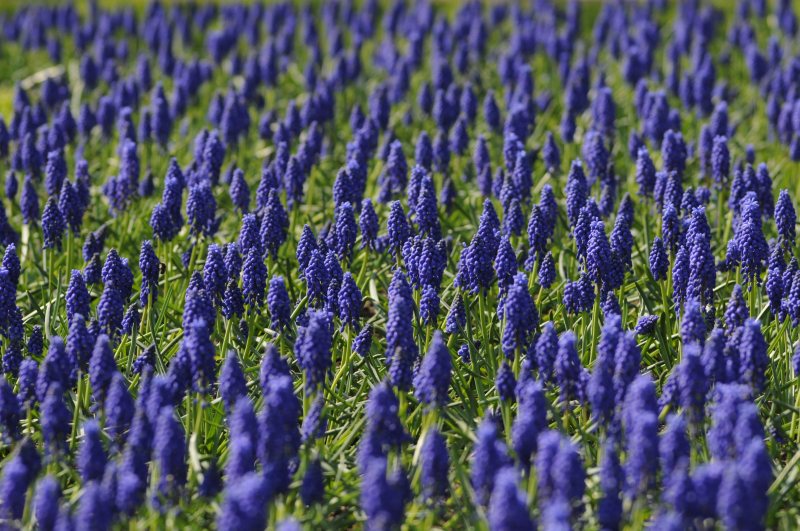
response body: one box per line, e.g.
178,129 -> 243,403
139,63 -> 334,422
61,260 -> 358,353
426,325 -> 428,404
0,1 -> 791,529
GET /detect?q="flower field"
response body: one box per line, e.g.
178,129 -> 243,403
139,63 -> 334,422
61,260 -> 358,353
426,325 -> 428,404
0,0 -> 799,529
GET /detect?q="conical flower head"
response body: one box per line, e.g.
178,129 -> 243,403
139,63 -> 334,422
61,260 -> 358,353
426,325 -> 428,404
76,481 -> 111,530
420,427 -> 449,500
259,374 -> 301,491
138,240 -> 160,305
33,475 -> 61,531
739,319 -> 769,392
500,273 -> 538,359
735,193 -> 769,285
359,456 -> 411,531
78,419 -> 107,483
387,200 -> 410,250
219,350 -> 247,414
267,276 -> 291,331
65,270 -> 90,323
42,198 -> 65,250
154,405 -> 187,497
413,331 -> 452,407
89,334 -> 118,404
487,467 -> 535,531
295,310 -> 333,393
105,372 -> 135,440
216,472 -> 269,531
36,336 -> 71,401
41,385 -> 70,453
471,414 -> 512,507
242,246 -> 267,311
203,243 -> 227,306
183,319 -> 216,394
337,272 -> 362,330
261,190 -> 289,258
776,189 -> 796,249
598,438 -> 623,529
512,379 -> 547,469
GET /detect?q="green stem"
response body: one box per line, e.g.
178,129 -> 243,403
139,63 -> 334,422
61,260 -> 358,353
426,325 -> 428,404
588,284 -> 601,365
69,373 -> 84,450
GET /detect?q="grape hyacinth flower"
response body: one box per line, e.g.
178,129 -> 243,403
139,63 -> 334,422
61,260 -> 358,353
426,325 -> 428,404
352,325 -> 373,357
42,198 -> 65,250
242,247 -> 267,312
227,397 -> 258,481
89,334 -> 118,404
598,439 -> 623,530
471,415 -> 511,507
76,481 -> 111,530
337,272 -> 362,331
776,189 -> 796,249
495,361 -> 517,402
66,270 -> 91,323
500,273 -> 538,359
138,240 -> 160,306
563,273 -> 595,315
536,431 -> 585,513
37,336 -> 71,402
624,411 -> 659,499
735,193 -> 769,285
267,276 -> 292,331
217,473 -> 269,531
413,331 -> 451,408
295,310 -> 333,393
219,351 -> 247,414
487,467 -> 535,531
359,199 -> 379,250
153,405 -> 187,500
360,457 -> 410,531
0,377 -> 20,441
512,380 -> 547,469
261,190 -> 289,259
78,420 -> 107,483
300,458 -> 324,506
33,475 -> 60,531
739,319 -> 769,392
649,237 -> 669,281
41,385 -> 70,454
0,454 -> 32,521
420,428 -> 449,500
259,374 -> 301,492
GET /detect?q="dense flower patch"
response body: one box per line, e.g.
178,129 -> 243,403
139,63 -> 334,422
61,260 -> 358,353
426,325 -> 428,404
0,0 -> 798,529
